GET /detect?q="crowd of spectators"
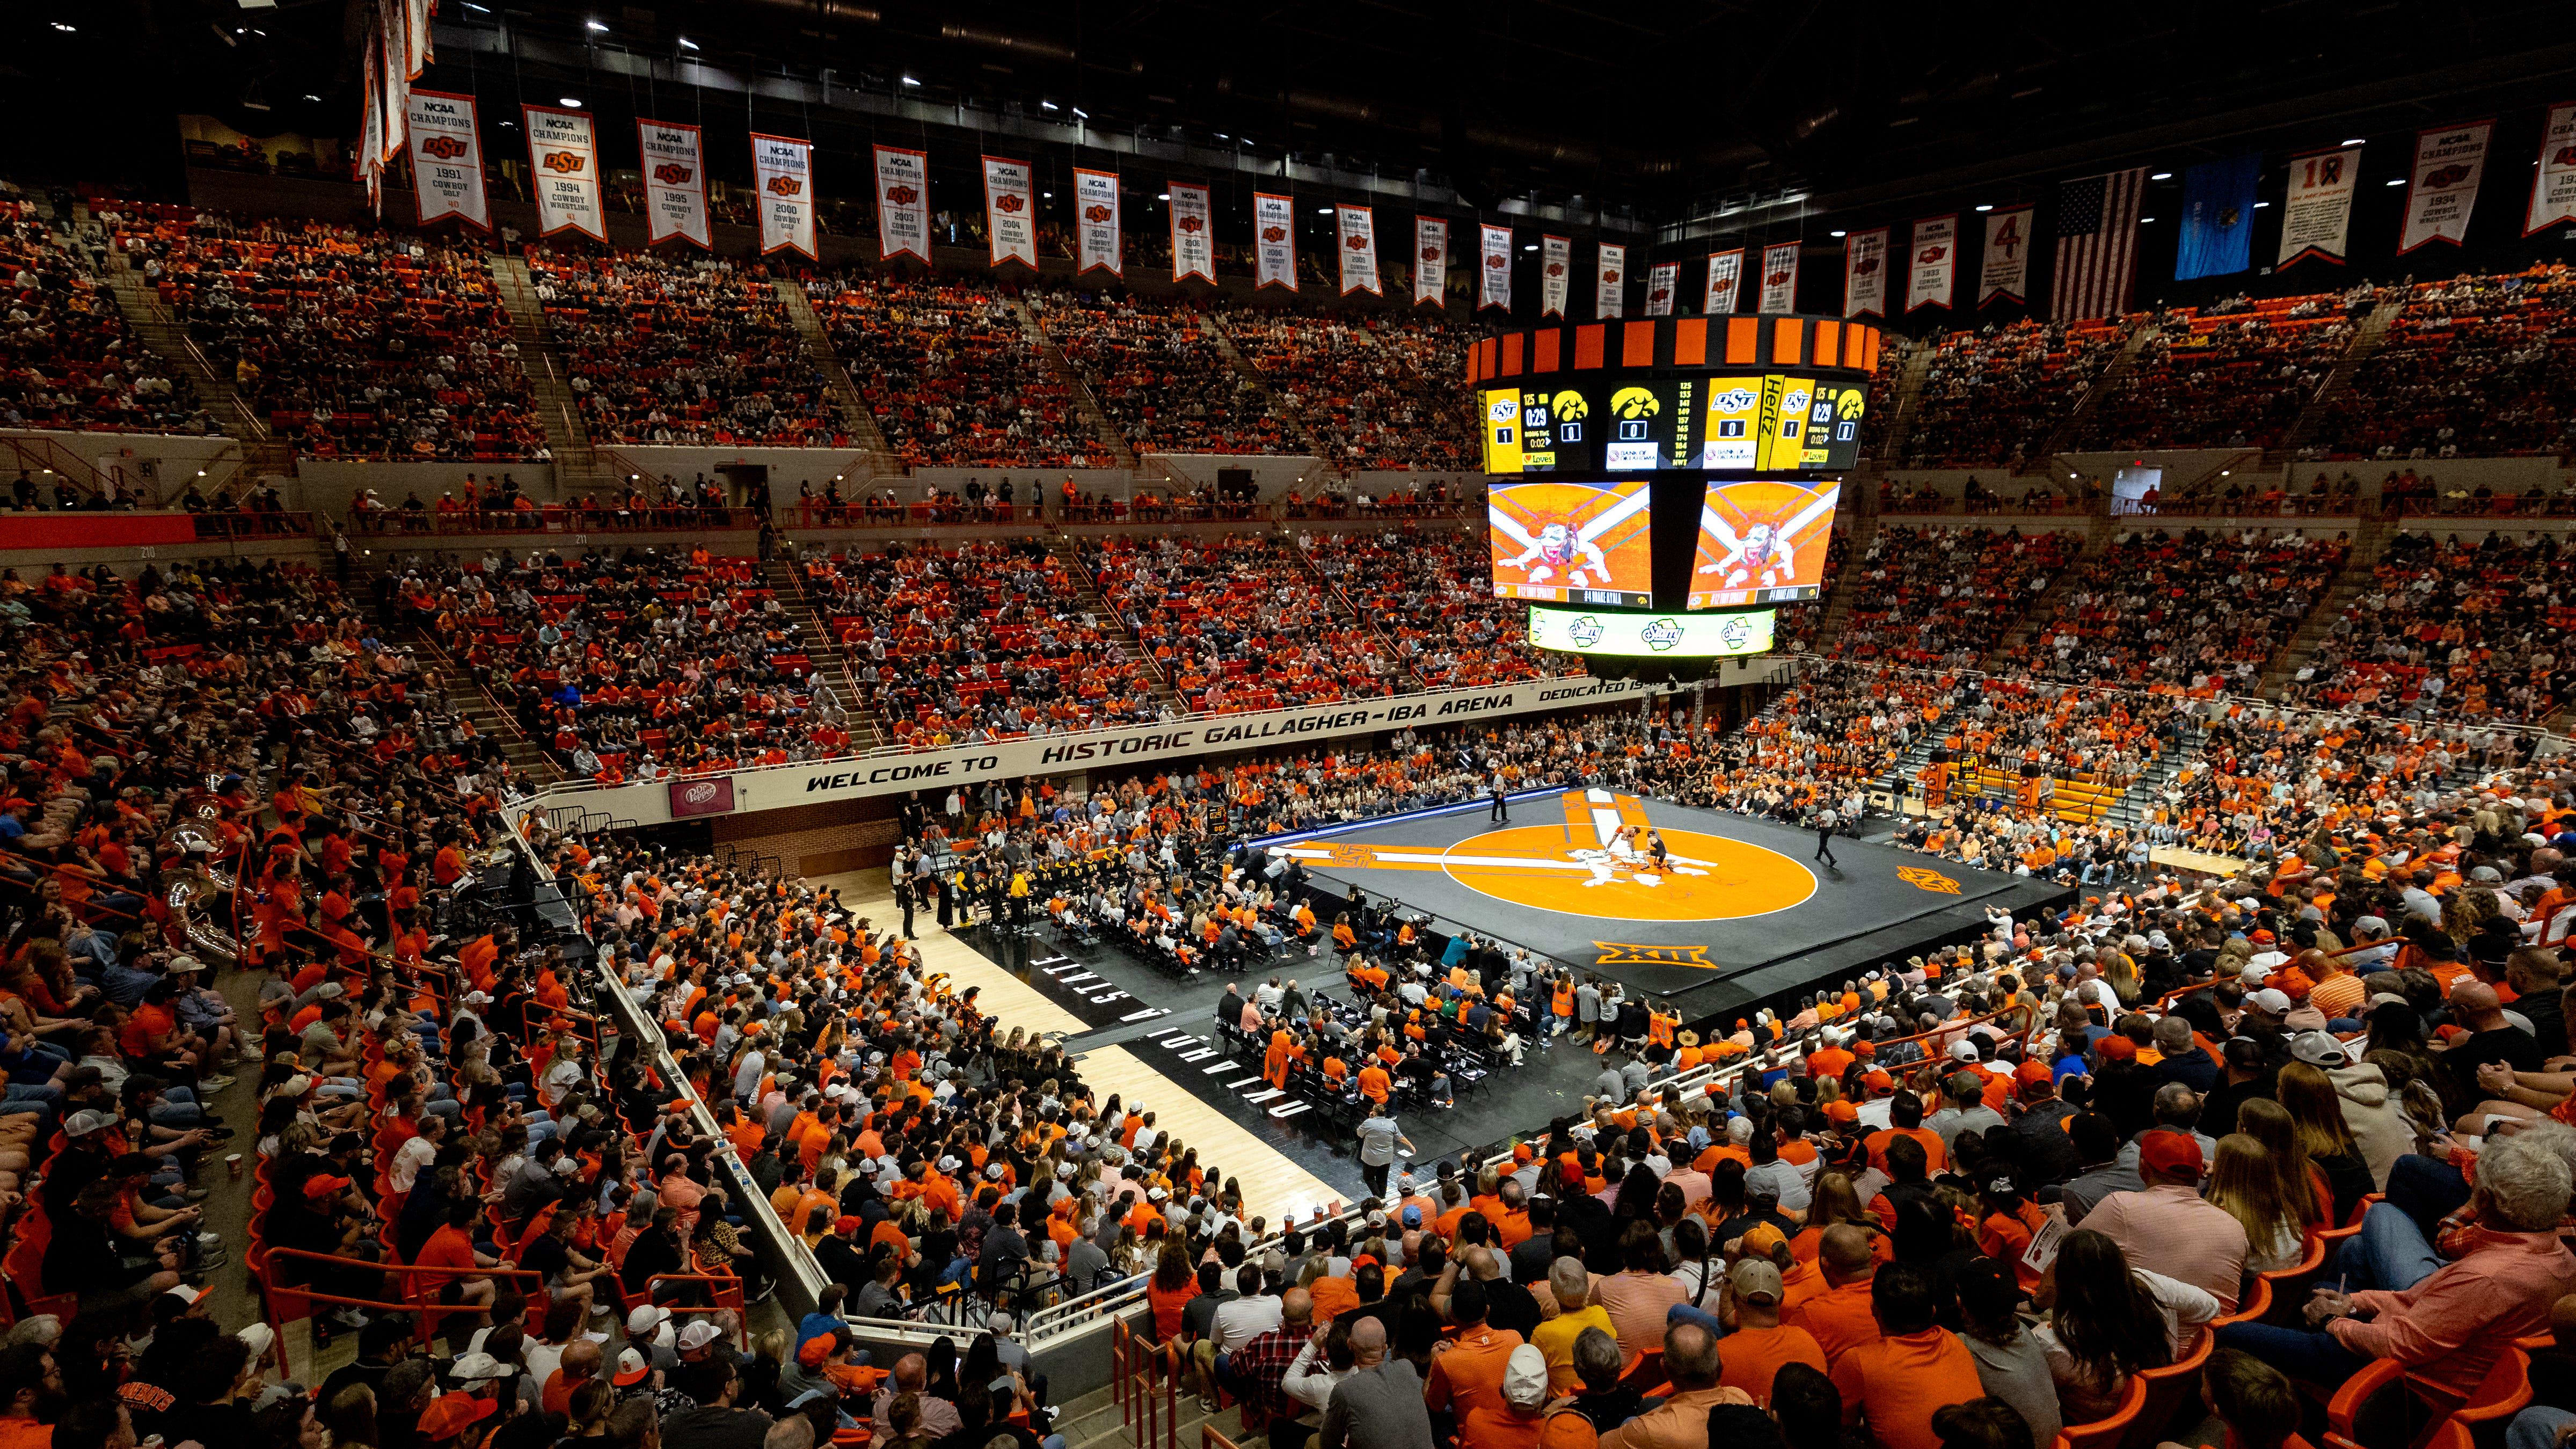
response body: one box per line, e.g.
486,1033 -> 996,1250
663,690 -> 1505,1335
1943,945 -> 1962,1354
2,206 -> 212,436
1900,321 -> 2127,470
1828,527 -> 2078,669
1086,535 -> 1404,713
2077,301 -> 2356,450
2005,530 -> 2351,693
2320,268 -> 2576,460
380,544 -> 848,781
118,212 -> 537,460
808,274 -> 1110,470
527,249 -> 836,448
2155,710 -> 2531,858
2278,530 -> 2573,723
1031,292 -> 1297,455
1220,312 -> 1478,470
1300,527 -> 1559,690
798,539 -> 1171,747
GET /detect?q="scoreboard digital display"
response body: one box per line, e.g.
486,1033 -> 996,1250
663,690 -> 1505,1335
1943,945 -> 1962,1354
1528,605 -> 1778,658
1689,480 -> 1842,608
1481,373 -> 1866,475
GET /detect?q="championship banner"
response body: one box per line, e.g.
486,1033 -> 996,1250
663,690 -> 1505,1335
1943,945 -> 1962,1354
1757,242 -> 1799,313
1338,205 -> 1380,296
1704,249 -> 1743,314
873,145 -> 930,264
2398,120 -> 2491,254
1842,228 -> 1888,318
358,49 -> 384,207
1539,235 -> 1572,319
2278,145 -> 2362,267
1978,206 -> 2033,307
982,155 -> 1038,270
634,120 -> 710,250
405,90 -> 489,232
1170,183 -> 1215,283
1906,215 -> 1958,312
1479,223 -> 1513,311
1253,192 -> 1297,291
523,105 -> 605,242
404,0 -> 431,77
1596,243 -> 1625,319
1414,217 -> 1448,307
2528,103 -> 2576,236
753,134 -> 816,259
1646,260 -> 1680,316
376,0 -> 406,164
1075,168 -> 1121,277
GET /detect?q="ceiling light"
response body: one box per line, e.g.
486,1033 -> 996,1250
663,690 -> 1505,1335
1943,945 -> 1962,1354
1829,230 -> 1846,237
2140,216 -> 2156,223
1156,193 -> 1170,201
2385,177 -> 2406,186
2342,138 -> 2365,146
585,19 -> 607,31
461,2 -> 488,10
50,20 -> 75,30
1042,192 -> 1053,199
1974,204 -> 1993,212
559,97 -> 582,107
1522,244 -> 1537,252
2253,201 -> 2269,208
1888,116 -> 1919,127
1216,133 -> 1230,141
1040,100 -> 1057,111
2150,172 -> 2173,180
303,93 -> 318,101
677,35 -> 697,49
1072,107 -> 1089,119
901,75 -> 920,86
1316,207 -> 1334,215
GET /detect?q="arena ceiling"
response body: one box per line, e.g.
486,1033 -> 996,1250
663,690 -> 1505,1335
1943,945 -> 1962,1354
15,0 -> 2576,224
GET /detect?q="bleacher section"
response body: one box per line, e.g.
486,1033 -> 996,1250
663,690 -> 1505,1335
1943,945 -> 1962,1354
807,273 -> 1110,469
2076,296 -> 2356,449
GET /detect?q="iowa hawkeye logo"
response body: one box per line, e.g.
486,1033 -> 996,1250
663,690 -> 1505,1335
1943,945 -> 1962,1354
541,151 -> 586,174
1275,789 -> 1816,927
420,136 -> 466,161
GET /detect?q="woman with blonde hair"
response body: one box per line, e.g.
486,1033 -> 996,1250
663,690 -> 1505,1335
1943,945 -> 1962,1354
2205,1135 -> 2305,1273
2276,1062 -> 2373,1225
1790,1173 -> 1889,1263
2232,1098 -> 2324,1230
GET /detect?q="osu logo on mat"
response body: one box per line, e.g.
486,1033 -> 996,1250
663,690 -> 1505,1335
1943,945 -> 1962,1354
1274,788 -> 1814,927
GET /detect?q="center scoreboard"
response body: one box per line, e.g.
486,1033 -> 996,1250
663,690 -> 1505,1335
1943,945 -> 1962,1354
1465,314 -> 1877,665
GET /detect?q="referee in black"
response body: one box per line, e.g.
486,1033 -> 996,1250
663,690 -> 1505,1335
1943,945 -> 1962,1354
1489,771 -> 1510,823
1813,806 -> 1841,868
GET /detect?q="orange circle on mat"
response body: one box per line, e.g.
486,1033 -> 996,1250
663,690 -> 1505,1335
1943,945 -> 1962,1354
1436,824 -> 1818,923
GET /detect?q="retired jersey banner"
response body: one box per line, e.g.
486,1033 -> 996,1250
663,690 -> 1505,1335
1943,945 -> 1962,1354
2278,145 -> 2362,267
1979,206 -> 2034,306
1479,223 -> 1513,311
1705,249 -> 1743,314
1074,168 -> 1121,277
405,90 -> 489,232
1596,244 -> 1626,319
872,145 -> 930,264
2399,120 -> 2491,253
1646,261 -> 1680,316
1338,205 -> 1381,296
1169,183 -> 1215,283
1539,235 -> 1572,318
1842,228 -> 1888,318
1757,242 -> 1799,313
982,156 -> 1038,270
1414,217 -> 1448,307
1907,215 -> 1958,312
634,120 -> 710,250
523,106 -> 605,242
1253,192 -> 1297,291
2527,103 -> 2576,236
752,134 -> 816,259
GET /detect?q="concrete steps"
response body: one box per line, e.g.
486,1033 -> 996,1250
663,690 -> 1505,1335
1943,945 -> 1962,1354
1017,298 -> 1145,473
1800,509 -> 1878,654
1202,319 -> 1324,457
1061,544 -> 1184,715
761,557 -> 887,752
2028,317 -> 2158,475
2254,516 -> 2390,698
101,249 -> 287,487
1980,523 -> 2109,673
2267,297 -> 2403,468
487,256 -> 612,496
775,278 -> 898,465
1869,344 -> 1932,467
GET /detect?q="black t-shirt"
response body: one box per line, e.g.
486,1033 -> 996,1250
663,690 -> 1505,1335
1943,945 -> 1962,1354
2447,1027 -> 2545,1100
161,1401 -> 261,1449
1481,1277 -> 1542,1341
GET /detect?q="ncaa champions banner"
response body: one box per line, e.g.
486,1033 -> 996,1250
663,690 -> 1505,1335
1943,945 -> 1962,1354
872,145 -> 930,264
2528,103 -> 2576,235
404,91 -> 489,232
1646,261 -> 1679,316
1075,168 -> 1121,277
1169,183 -> 1215,283
1338,205 -> 1381,296
523,106 -> 606,242
1596,243 -> 1625,319
1757,242 -> 1799,313
634,120 -> 710,250
1253,193 -> 1297,291
1414,218 -> 1448,307
1704,249 -> 1742,314
752,134 -> 816,259
982,156 -> 1039,270
1842,228 -> 1888,318
1539,235 -> 1572,319
1479,223 -> 1513,311
404,0 -> 431,78
2278,145 -> 2362,267
1979,206 -> 2034,307
2398,120 -> 2491,253
1907,215 -> 1958,312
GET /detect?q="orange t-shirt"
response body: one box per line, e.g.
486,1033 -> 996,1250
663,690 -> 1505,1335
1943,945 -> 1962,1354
1718,1323 -> 1830,1406
1786,1279 -> 1882,1367
1828,1328 -> 1986,1449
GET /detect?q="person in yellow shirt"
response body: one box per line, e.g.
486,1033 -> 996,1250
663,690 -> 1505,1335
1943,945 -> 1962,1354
1528,1256 -> 1616,1394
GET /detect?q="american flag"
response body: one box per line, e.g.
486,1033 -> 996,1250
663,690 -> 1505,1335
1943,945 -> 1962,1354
2050,168 -> 2148,321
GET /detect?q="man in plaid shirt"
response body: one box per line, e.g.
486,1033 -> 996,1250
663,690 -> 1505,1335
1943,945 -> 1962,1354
1227,1286 -> 1318,1432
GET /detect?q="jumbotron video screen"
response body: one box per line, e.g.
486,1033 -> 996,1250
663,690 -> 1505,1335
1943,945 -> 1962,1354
1480,373 -> 1866,475
1689,480 -> 1841,608
1487,479 -> 1655,607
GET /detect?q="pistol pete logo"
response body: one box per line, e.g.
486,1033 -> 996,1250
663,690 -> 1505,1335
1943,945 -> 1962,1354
420,136 -> 467,161
653,163 -> 693,185
541,151 -> 586,174
1084,204 -> 1113,223
767,175 -> 804,198
884,184 -> 920,206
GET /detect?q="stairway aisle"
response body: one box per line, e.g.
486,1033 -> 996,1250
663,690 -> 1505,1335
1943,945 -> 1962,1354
1009,297 -> 1144,474
2267,297 -> 2404,468
761,557 -> 887,752
2023,317 -> 2159,476
773,278 -> 898,462
1203,317 -> 1327,457
1053,541 -> 1186,716
1979,522 -> 2108,673
487,256 -> 614,498
101,250 -> 286,485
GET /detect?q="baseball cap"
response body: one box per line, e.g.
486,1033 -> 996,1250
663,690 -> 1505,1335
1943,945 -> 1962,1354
797,1337 -> 835,1368
64,1110 -> 116,1138
624,1306 -> 671,1339
677,1321 -> 724,1353
420,1394 -> 500,1443
1862,1069 -> 1894,1093
2139,1131 -> 2203,1182
1501,1345 -> 1550,1410
2289,1032 -> 2351,1069
1822,1100 -> 1859,1124
1949,1040 -> 1981,1062
1730,1257 -> 1785,1306
1739,1222 -> 1788,1257
613,1348 -> 652,1387
1403,1205 -> 1422,1227
2247,988 -> 2294,1015
302,1174 -> 351,1200
2097,1036 -> 2137,1061
448,1352 -> 515,1382
2015,1059 -> 2053,1087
